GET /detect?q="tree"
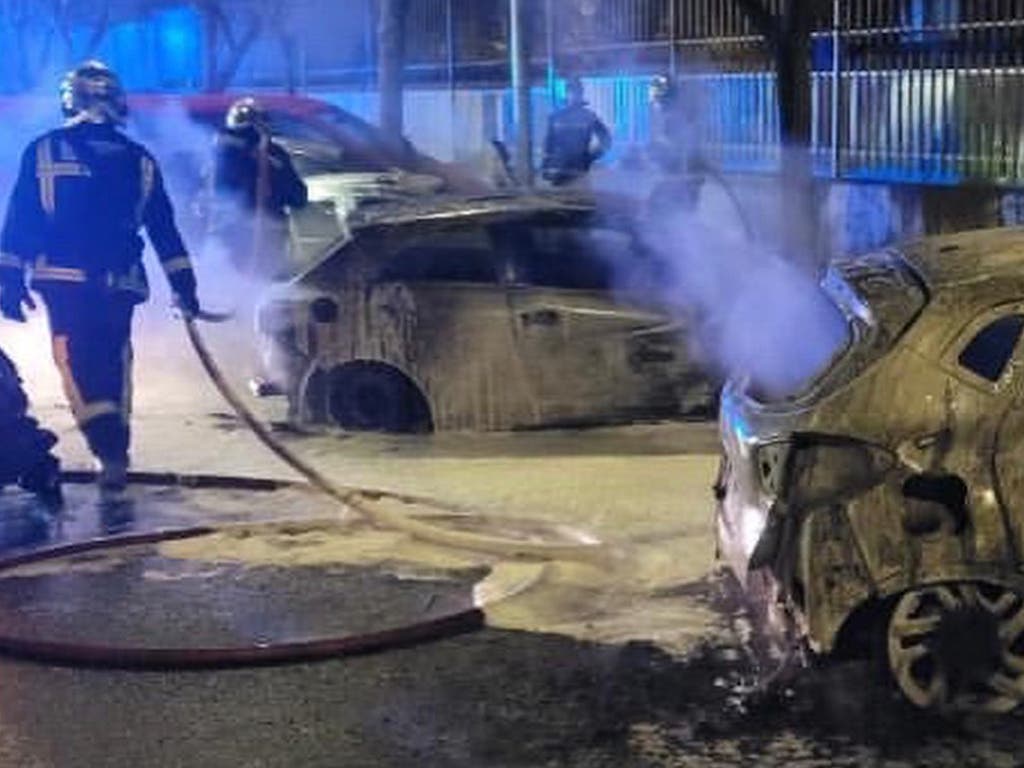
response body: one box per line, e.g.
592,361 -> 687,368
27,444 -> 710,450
734,0 -> 828,275
194,0 -> 294,92
0,0 -> 110,91
378,0 -> 409,141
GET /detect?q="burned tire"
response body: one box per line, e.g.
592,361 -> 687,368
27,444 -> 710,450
326,363 -> 432,434
886,582 -> 1024,713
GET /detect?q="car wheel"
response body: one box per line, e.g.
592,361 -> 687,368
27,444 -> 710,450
886,581 -> 1024,712
326,363 -> 432,433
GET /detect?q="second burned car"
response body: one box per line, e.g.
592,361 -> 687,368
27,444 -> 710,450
254,192 -> 716,432
716,228 -> 1024,713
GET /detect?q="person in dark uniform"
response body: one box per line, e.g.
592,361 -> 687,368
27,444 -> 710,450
0,345 -> 62,511
0,60 -> 202,508
540,77 -> 612,187
646,74 -> 705,213
210,97 -> 308,278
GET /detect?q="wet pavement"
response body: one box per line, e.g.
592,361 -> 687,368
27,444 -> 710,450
2,307 -> 1024,765
1,481 -> 1024,766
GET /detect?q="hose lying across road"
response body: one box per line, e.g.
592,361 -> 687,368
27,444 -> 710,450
0,319 -> 599,669
182,318 -> 605,564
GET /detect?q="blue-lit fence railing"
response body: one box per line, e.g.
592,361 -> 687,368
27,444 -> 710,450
321,65 -> 1023,189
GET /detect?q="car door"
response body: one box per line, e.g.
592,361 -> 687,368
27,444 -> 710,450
364,222 -> 537,430
938,305 -> 1024,565
499,217 -> 686,424
986,307 -> 1024,560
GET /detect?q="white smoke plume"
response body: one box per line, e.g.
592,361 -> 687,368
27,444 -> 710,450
609,148 -> 851,403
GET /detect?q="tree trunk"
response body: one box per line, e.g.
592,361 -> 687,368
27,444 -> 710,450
378,0 -> 408,142
201,3 -> 219,92
735,0 -> 822,275
510,0 -> 533,186
777,1 -> 818,276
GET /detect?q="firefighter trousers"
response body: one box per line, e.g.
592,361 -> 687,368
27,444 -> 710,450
40,285 -> 136,465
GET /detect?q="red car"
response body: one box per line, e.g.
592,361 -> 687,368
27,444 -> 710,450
0,91 -> 483,201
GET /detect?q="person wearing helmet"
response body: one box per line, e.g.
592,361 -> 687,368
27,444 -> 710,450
646,73 -> 704,211
540,77 -> 612,187
648,74 -> 684,174
209,96 -> 307,278
0,60 -> 202,518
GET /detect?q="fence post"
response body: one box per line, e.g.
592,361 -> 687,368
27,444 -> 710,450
831,0 -> 841,178
546,0 -> 556,106
668,0 -> 676,77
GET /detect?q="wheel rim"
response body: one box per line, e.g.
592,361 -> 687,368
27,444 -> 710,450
887,582 -> 1024,713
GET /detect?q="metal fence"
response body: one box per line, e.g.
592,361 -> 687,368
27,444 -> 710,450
330,0 -> 1024,188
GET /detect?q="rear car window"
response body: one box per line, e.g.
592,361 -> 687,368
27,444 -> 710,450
748,250 -> 926,405
958,314 -> 1024,382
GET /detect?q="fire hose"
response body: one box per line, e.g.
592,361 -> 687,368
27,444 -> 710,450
182,317 -> 605,563
0,317 -> 602,669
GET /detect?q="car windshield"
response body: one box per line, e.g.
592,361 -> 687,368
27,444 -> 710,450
743,250 -> 926,406
752,249 -> 926,404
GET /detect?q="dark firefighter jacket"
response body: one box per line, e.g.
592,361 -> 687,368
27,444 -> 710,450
0,122 -> 193,303
212,127 -> 308,218
541,103 -> 612,180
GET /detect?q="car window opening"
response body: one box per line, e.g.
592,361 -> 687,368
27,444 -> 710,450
957,314 -> 1024,383
377,226 -> 499,284
500,222 -> 630,291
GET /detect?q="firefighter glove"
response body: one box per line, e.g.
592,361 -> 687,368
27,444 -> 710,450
169,269 -> 200,318
0,278 -> 35,323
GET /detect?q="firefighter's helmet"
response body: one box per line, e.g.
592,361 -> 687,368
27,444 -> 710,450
649,74 -> 674,105
225,97 -> 270,132
60,60 -> 127,125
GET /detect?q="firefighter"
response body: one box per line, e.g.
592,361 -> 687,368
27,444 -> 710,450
0,345 -> 62,511
209,97 -> 308,278
646,74 -> 704,212
541,77 -> 612,187
0,60 -> 202,508
648,74 -> 681,174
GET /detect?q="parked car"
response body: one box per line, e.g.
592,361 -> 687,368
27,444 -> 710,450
715,228 -> 1024,713
254,192 -> 717,432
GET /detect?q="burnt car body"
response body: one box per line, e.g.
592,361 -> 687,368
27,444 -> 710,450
256,192 -> 716,432
716,228 -> 1024,712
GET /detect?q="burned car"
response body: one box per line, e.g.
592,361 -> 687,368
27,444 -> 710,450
716,228 -> 1024,712
255,193 -> 716,432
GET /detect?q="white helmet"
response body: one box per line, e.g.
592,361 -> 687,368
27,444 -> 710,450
60,60 -> 127,125
225,97 -> 269,132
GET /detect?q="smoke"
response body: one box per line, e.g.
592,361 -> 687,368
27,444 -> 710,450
615,153 -> 851,403
125,101 -> 281,410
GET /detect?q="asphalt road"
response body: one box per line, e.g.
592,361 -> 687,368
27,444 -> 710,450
2,311 -> 1024,766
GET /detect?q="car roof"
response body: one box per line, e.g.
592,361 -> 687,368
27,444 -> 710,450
344,190 -> 603,229
898,227 -> 1024,292
127,92 -> 328,116
291,191 -> 634,287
